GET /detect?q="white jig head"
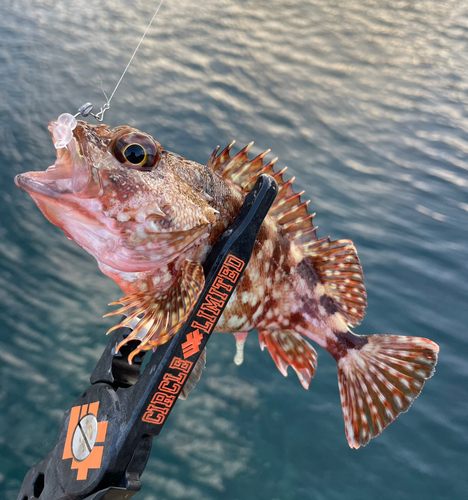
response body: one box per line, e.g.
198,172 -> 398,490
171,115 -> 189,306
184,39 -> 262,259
52,113 -> 77,150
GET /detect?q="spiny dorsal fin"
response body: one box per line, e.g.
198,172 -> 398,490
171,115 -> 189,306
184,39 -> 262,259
303,238 -> 367,327
207,142 -> 318,242
105,260 -> 205,363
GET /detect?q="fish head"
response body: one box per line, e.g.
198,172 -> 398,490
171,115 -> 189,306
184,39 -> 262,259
15,121 -> 216,274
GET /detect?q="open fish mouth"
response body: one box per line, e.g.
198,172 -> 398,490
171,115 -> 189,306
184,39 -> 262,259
15,121 -> 101,199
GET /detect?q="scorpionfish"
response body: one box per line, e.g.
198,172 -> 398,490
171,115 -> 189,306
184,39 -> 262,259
15,120 -> 439,448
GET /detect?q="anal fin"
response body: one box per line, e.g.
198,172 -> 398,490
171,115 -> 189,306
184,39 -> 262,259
259,330 -> 318,389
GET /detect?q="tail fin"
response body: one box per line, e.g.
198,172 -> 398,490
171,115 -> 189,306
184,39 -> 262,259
336,333 -> 439,449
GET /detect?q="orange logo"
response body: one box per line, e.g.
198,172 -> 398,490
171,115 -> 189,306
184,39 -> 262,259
141,255 -> 246,427
182,329 -> 204,358
62,402 -> 108,480
186,254 -> 245,344
142,357 -> 193,425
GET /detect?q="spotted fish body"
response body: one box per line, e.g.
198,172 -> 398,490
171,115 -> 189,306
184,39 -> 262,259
15,121 -> 439,449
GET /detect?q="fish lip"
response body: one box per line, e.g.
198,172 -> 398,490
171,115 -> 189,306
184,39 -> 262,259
14,173 -> 60,198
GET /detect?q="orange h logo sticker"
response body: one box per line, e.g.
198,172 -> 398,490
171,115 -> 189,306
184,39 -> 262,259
181,329 -> 204,359
62,402 -> 108,480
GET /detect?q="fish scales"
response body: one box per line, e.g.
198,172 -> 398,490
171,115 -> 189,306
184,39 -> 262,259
15,121 -> 439,449
164,151 -> 320,337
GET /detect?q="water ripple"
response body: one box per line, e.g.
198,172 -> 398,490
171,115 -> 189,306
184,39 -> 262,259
1,0 -> 467,499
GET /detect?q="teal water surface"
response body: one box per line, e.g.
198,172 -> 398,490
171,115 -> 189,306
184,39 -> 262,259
0,0 -> 467,499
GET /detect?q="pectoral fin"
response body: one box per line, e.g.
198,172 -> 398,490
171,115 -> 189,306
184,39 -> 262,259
233,332 -> 248,366
105,260 -> 205,363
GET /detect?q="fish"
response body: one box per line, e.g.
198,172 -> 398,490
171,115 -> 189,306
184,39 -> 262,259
15,120 -> 439,448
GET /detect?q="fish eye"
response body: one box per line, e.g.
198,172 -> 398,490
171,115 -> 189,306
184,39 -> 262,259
123,143 -> 147,165
111,131 -> 161,171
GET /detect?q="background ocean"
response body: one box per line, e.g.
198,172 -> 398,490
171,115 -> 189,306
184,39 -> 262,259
0,0 -> 467,499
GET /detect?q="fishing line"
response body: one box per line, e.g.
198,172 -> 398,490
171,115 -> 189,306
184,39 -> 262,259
78,0 -> 166,122
52,0 -> 166,149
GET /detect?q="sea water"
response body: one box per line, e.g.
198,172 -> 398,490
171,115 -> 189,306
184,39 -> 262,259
0,1 -> 466,499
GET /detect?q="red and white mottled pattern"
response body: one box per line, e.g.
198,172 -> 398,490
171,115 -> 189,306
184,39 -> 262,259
15,121 -> 439,448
